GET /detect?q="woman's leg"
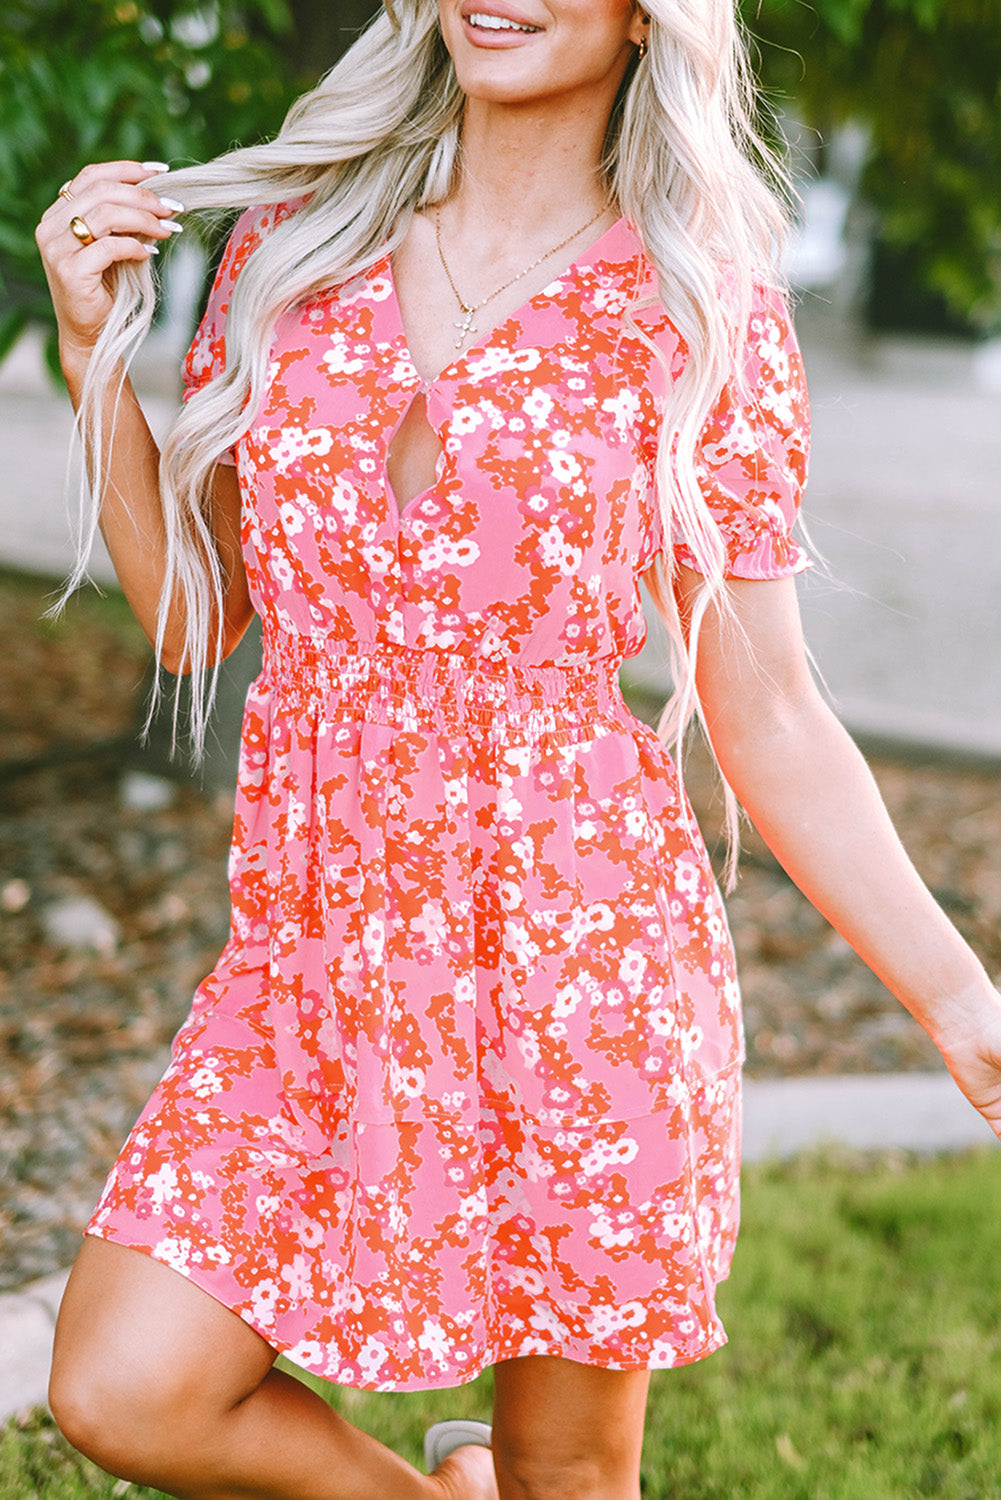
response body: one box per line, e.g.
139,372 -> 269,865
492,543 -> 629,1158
49,1237 -> 497,1500
491,1356 -> 650,1500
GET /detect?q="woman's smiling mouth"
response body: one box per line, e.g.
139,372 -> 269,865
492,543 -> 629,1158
464,10 -> 543,36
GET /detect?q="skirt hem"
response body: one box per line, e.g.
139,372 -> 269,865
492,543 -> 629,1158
82,1225 -> 730,1393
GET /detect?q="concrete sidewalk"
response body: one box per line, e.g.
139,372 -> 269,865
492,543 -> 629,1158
0,332 -> 175,586
741,1068 -> 999,1159
1,1271 -> 67,1424
787,307 -> 1001,760
2,1068 -> 997,1424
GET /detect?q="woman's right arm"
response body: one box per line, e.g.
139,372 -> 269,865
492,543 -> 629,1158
35,160 -> 253,672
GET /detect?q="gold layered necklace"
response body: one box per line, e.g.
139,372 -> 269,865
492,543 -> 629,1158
434,202 -> 610,350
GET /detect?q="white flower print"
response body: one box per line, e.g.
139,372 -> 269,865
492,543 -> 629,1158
152,1236 -> 193,1274
586,1304 -> 623,1338
673,856 -> 702,900
619,950 -> 647,985
579,1136 -> 640,1177
321,340 -> 365,377
516,1032 -> 542,1069
523,389 -> 555,425
538,523 -> 583,575
188,1066 -> 224,1100
451,405 -> 485,435
601,389 -> 641,436
680,1024 -> 705,1061
269,424 -> 335,474
362,914 -> 386,961
364,275 -> 393,303
589,1213 -> 635,1250
417,1320 -> 451,1367
250,1280 -> 281,1326
547,449 -> 581,484
357,1339 -> 390,1378
416,535 -> 480,570
395,1065 -> 427,1099
528,1302 -> 565,1338
286,1339 -> 328,1371
146,1163 -> 181,1208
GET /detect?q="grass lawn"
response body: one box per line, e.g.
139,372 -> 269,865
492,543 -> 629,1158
4,1145 -> 1001,1499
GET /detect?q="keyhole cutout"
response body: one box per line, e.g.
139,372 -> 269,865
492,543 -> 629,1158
386,393 -> 446,516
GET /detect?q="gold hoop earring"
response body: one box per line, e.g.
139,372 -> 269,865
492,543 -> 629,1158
637,37 -> 648,61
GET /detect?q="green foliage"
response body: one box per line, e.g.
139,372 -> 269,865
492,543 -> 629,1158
0,0 -> 299,366
745,0 -> 1001,330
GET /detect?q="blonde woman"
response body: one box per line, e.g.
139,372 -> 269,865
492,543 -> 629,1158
36,2 -> 1001,1497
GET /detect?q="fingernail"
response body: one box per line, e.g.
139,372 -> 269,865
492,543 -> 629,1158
146,245 -> 160,256
142,160 -> 170,172
158,197 -> 185,213
161,220 -> 184,234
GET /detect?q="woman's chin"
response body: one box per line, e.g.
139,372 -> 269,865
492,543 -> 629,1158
452,65 -> 548,105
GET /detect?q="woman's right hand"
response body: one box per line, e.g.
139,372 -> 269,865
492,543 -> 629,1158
34,160 -> 185,372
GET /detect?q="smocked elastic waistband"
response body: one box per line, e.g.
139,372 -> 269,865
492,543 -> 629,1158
260,633 -> 627,739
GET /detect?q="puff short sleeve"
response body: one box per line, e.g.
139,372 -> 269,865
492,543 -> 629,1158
673,286 -> 811,581
181,206 -> 264,466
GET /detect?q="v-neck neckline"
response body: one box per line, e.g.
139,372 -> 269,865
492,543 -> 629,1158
384,214 -> 634,389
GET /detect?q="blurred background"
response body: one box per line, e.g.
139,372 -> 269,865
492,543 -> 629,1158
1,0 -> 1000,1338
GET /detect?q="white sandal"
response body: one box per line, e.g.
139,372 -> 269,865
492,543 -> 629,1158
423,1418 -> 493,1472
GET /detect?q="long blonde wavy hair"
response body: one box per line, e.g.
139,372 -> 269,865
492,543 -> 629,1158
69,0 -> 792,876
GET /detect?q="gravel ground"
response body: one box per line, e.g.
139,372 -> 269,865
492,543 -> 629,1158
2,570 -> 999,1294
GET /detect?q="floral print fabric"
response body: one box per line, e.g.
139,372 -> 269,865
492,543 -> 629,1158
88,206 -> 810,1390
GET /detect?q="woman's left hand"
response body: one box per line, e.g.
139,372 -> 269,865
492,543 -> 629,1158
681,565 -> 1001,1143
931,986 -> 1001,1141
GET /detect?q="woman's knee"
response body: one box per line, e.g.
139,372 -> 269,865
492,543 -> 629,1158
49,1340 -> 180,1476
49,1305 -> 239,1479
492,1441 -> 609,1500
49,1237 -> 274,1478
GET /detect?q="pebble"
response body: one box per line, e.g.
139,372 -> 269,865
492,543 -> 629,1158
41,895 -> 119,956
119,770 -> 177,812
1,878 -> 30,913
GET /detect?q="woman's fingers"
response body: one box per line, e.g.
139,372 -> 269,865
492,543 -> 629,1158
40,180 -> 183,245
77,235 -> 164,274
934,989 -> 1001,1141
46,159 -> 171,210
41,237 -> 158,356
38,161 -> 175,233
60,198 -> 183,248
35,161 -> 181,361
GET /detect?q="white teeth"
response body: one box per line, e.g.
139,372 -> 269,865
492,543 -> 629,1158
467,12 -> 540,31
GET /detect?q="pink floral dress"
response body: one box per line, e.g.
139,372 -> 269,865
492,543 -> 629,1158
87,204 -> 810,1391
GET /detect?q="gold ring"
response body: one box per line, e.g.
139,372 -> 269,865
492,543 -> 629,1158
69,215 -> 97,247
58,180 -> 74,202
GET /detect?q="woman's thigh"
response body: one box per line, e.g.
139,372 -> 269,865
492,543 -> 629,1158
491,1354 -> 650,1500
50,1236 -> 276,1464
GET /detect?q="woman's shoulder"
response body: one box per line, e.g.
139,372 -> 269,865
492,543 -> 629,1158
624,240 -> 798,372
217,196 -> 309,269
182,197 -> 311,394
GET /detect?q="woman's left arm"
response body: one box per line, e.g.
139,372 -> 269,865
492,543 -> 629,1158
679,564 -> 1001,1137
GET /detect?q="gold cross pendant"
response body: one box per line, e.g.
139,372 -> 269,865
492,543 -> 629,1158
453,307 -> 476,348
